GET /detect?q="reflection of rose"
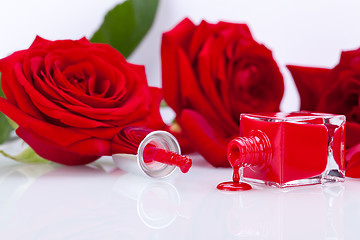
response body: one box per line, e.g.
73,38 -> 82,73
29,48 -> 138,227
161,18 -> 284,167
287,48 -> 360,177
0,37 -> 163,165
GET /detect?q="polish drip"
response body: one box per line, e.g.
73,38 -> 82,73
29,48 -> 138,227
217,130 -> 271,191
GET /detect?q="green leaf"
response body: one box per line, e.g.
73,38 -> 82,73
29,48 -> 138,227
160,99 -> 168,108
0,146 -> 51,164
0,116 -> 12,144
90,0 -> 160,58
0,73 -> 5,99
5,116 -> 18,130
0,73 -> 13,144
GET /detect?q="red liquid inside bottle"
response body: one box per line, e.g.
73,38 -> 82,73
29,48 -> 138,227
143,145 -> 192,173
219,112 -> 345,189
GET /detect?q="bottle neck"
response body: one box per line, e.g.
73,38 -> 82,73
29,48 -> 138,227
227,130 -> 272,169
137,130 -> 192,178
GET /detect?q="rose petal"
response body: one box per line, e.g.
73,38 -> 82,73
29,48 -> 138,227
0,97 -> 92,147
345,142 -> 360,177
16,127 -> 100,165
337,48 -> 360,69
66,137 -> 111,156
29,36 -> 51,48
179,109 -> 230,167
287,65 -> 331,110
161,18 -> 196,114
147,87 -> 166,130
75,127 -> 122,140
197,35 -> 237,128
0,53 -> 45,120
164,124 -> 194,154
189,20 -> 212,60
346,122 -> 360,149
2,96 -> 113,161
111,127 -> 151,154
30,56 -> 66,102
229,44 -> 283,115
30,36 -> 90,52
14,64 -> 115,128
44,49 -> 128,106
316,76 -> 360,121
55,74 -> 152,126
177,48 -> 237,137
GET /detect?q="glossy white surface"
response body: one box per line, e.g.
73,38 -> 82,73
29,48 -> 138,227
0,139 -> 359,239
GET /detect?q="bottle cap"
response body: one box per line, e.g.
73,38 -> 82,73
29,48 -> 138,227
137,130 -> 181,178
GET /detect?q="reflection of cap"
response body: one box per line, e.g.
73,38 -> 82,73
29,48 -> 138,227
137,181 -> 180,229
113,174 -> 181,229
113,131 -> 181,178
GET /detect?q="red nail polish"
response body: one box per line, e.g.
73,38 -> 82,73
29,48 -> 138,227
113,127 -> 192,178
218,112 -> 345,190
143,144 -> 192,173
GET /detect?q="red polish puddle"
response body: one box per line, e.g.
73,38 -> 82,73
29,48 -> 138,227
217,166 -> 252,191
217,181 -> 252,191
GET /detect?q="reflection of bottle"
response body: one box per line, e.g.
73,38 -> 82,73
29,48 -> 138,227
113,174 -> 181,229
112,127 -> 192,178
219,112 -> 345,190
322,185 -> 344,239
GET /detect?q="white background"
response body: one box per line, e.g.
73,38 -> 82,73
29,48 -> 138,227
1,0 -> 360,111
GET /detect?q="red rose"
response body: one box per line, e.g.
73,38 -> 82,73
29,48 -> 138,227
0,36 -> 163,165
161,18 -> 284,167
287,48 -> 360,177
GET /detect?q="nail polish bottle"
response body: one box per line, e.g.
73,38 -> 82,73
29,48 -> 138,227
112,127 -> 192,178
225,112 -> 345,188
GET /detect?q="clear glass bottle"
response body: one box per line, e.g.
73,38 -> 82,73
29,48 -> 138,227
227,112 -> 345,188
112,127 -> 192,178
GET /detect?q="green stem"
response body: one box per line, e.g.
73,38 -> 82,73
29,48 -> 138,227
0,147 -> 51,164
